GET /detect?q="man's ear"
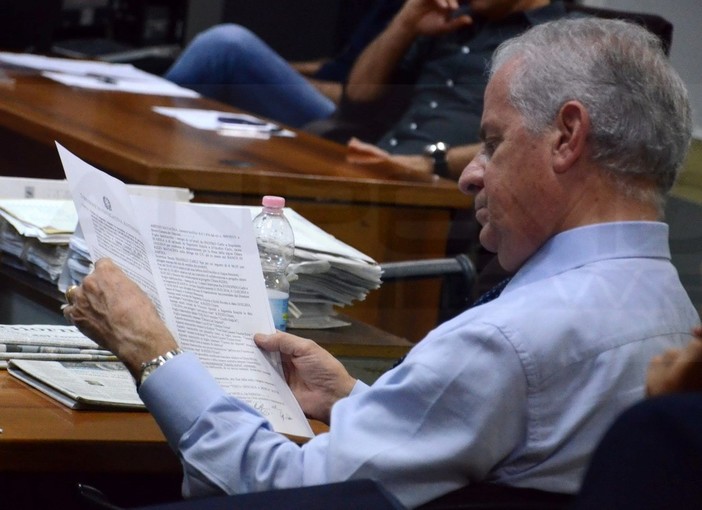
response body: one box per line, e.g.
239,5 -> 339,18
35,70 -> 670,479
552,101 -> 589,174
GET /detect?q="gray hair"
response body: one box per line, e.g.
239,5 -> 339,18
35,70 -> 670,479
490,17 -> 692,207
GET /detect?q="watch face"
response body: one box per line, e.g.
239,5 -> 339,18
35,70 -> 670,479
424,142 -> 448,157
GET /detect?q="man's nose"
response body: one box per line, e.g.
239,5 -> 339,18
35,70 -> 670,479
458,153 -> 486,195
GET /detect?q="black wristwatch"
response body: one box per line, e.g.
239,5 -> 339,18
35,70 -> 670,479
423,142 -> 450,178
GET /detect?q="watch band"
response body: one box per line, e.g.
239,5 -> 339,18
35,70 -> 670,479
424,142 -> 450,178
138,348 -> 183,388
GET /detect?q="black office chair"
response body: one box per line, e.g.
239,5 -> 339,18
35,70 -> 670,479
417,484 -> 574,510
79,480 -> 575,510
78,480 -> 406,510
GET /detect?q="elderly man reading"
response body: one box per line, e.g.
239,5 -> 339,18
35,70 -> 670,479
63,18 -> 697,509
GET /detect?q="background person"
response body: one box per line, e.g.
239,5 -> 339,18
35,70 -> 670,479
164,0 -> 403,128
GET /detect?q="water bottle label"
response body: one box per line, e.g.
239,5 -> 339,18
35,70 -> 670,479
269,295 -> 289,331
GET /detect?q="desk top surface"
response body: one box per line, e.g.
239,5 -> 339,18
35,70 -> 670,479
0,68 -> 468,208
0,369 -> 330,473
0,265 -> 406,473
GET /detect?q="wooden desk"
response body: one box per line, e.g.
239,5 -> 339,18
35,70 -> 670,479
0,265 -> 411,507
0,370 -> 331,474
0,264 -> 414,360
0,67 -> 471,341
0,369 -> 332,508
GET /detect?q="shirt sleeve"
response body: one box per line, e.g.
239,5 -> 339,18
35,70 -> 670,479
139,320 -> 528,508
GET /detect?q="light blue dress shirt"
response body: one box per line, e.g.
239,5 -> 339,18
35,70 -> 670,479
141,222 -> 699,509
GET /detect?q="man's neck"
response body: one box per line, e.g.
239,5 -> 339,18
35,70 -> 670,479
558,172 -> 661,233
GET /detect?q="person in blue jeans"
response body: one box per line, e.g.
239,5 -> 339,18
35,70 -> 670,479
164,0 -> 402,127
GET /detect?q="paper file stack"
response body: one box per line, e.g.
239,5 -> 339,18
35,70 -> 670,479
269,208 -> 382,329
0,178 -> 77,283
62,206 -> 382,329
0,176 -> 381,330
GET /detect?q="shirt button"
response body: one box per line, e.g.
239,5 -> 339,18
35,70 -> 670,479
409,122 -> 418,130
446,79 -> 454,87
462,46 -> 470,54
430,101 -> 438,109
389,138 -> 398,146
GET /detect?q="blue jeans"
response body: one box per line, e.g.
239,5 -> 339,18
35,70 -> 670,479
164,24 -> 336,128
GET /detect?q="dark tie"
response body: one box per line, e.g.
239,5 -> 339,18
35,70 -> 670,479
471,277 -> 512,306
392,277 -> 512,368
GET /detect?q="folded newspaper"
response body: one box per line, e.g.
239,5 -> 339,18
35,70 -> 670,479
0,324 -> 117,369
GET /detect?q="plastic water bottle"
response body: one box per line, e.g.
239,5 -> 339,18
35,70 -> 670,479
252,195 -> 295,331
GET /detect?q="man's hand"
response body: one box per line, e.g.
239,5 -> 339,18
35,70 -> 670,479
646,325 -> 702,396
345,0 -> 471,104
347,137 -> 434,175
63,258 -> 179,380
255,332 -> 357,424
347,137 -> 483,181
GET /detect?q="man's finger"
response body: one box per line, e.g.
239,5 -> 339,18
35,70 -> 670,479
254,332 -> 314,357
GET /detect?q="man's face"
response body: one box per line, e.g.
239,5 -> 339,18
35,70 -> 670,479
458,62 -> 559,272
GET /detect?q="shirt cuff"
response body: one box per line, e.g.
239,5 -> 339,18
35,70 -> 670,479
139,351 -> 227,449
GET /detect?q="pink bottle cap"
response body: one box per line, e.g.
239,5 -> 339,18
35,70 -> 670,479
262,195 -> 285,208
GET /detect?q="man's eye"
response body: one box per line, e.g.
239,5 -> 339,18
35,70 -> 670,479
483,139 -> 499,157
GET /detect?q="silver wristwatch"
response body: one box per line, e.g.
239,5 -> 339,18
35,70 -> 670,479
138,348 -> 183,388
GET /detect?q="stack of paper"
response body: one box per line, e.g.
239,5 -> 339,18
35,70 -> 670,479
0,177 -> 194,286
60,206 -> 382,329
262,208 -> 382,329
0,198 -> 77,282
0,177 -> 381,330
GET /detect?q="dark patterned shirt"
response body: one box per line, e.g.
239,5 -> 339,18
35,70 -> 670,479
371,1 -> 570,154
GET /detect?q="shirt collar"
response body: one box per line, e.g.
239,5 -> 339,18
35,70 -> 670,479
505,221 -> 671,293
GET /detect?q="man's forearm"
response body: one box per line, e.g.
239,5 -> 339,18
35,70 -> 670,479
306,78 -> 343,104
345,18 -> 418,104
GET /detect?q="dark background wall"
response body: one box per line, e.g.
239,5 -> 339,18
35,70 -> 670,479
222,0 -> 343,60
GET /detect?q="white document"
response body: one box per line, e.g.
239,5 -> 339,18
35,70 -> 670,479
152,107 -> 296,138
57,143 -> 312,438
0,52 -> 199,98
